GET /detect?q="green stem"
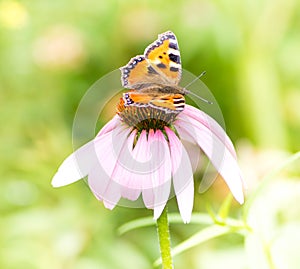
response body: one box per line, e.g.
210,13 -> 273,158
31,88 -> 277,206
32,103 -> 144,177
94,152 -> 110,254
264,241 -> 276,269
156,206 -> 173,269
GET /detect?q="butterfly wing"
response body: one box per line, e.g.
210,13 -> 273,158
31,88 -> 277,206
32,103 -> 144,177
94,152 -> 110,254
120,31 -> 182,89
144,31 -> 182,85
122,92 -> 185,113
120,55 -> 164,89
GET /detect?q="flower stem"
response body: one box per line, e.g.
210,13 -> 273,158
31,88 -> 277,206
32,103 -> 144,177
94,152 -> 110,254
156,206 -> 174,269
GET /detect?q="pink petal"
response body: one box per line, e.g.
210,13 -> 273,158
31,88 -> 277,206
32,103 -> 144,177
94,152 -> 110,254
52,117 -> 125,188
94,125 -> 132,178
198,163 -> 218,193
96,115 -> 123,137
177,124 -> 217,192
165,127 -> 194,223
88,163 -> 121,210
181,139 -> 202,173
52,140 -> 97,187
129,130 -> 151,188
102,181 -> 122,210
173,122 -> 203,173
88,164 -> 107,201
142,129 -> 172,219
175,109 -> 244,204
154,130 -> 172,219
112,129 -> 142,201
140,131 -> 154,208
88,125 -> 132,207
179,105 -> 237,159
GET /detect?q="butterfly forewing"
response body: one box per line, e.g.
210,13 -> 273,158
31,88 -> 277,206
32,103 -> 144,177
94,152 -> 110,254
120,55 -> 167,89
144,31 -> 182,85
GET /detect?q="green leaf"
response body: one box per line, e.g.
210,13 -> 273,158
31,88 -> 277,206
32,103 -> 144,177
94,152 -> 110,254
218,194 -> 233,220
118,213 -> 214,235
154,225 -> 232,267
118,217 -> 155,235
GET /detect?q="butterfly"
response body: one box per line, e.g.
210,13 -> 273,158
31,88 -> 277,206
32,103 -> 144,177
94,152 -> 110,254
118,31 -> 187,117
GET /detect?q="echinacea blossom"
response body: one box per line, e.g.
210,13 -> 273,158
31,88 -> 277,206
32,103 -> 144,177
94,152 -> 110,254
52,102 -> 244,223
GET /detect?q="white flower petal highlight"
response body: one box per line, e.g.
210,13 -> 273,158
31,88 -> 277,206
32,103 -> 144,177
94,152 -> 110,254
165,127 -> 194,223
52,140 -> 96,187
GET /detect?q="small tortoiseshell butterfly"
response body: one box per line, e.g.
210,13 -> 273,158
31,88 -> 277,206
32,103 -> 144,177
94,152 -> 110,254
118,31 -> 187,117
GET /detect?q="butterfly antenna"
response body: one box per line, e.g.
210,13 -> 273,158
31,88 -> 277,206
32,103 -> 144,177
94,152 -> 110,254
187,91 -> 213,104
183,71 -> 213,104
184,71 -> 207,89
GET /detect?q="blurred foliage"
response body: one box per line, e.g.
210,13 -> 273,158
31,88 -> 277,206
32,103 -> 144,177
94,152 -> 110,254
1,0 -> 300,268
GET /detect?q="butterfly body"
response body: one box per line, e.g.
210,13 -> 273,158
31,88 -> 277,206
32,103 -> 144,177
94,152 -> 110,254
130,83 -> 184,95
117,31 -> 186,125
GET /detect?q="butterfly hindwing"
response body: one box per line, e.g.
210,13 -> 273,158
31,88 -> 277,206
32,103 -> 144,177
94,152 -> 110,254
123,92 -> 185,113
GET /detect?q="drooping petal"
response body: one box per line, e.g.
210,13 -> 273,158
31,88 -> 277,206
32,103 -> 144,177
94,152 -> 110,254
88,164 -> 107,202
128,130 -> 151,192
174,121 -> 203,173
118,129 -> 168,201
181,139 -> 202,173
88,163 -> 121,210
96,115 -> 123,137
165,127 -> 194,223
112,129 -> 142,201
179,105 -> 237,159
142,129 -> 172,219
102,181 -> 122,210
89,165 -> 122,210
94,127 -> 136,209
175,118 -> 217,192
140,131 -> 154,208
175,109 -> 244,204
154,130 -> 173,219
52,140 -> 97,187
87,125 -> 132,208
52,116 -> 125,188
94,125 -> 132,178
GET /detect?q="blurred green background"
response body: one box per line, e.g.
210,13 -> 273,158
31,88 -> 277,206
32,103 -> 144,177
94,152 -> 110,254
1,0 -> 300,268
